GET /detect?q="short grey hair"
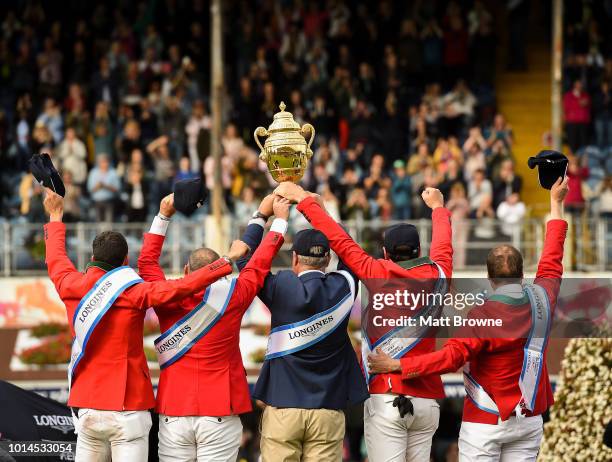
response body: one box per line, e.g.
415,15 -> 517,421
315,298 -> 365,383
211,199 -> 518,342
297,254 -> 329,269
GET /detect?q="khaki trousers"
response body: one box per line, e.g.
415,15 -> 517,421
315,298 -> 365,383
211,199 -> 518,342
260,406 -> 345,462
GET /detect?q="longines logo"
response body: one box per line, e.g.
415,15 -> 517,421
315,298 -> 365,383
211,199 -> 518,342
287,315 -> 333,340
156,325 -> 192,353
33,415 -> 74,434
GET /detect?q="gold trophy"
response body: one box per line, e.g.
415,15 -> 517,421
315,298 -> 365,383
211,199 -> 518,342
254,102 -> 315,183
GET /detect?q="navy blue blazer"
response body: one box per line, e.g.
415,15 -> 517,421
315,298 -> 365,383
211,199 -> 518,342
238,222 -> 369,410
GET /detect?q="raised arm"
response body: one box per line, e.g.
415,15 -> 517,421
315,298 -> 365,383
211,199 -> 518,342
233,197 -> 289,310
536,177 -> 569,280
236,194 -> 275,271
129,238 -> 252,309
138,194 -> 176,282
43,189 -> 81,298
428,207 -> 453,279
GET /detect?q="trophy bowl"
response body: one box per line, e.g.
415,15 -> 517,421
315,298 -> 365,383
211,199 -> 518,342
254,102 -> 315,183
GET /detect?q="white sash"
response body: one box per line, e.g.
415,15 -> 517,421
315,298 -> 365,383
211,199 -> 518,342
463,283 -> 551,416
155,278 -> 236,369
68,266 -> 143,390
264,270 -> 356,360
362,263 -> 447,383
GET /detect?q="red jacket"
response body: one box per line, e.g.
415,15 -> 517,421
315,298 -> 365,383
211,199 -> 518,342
400,219 -> 567,424
297,197 -> 453,398
44,222 -> 232,410
138,229 -> 284,417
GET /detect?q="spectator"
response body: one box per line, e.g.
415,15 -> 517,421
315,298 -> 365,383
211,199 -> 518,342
492,159 -> 523,209
468,168 -> 494,218
565,154 -> 590,215
55,127 -> 87,186
440,80 -> 476,137
234,186 -> 258,222
146,136 -> 175,204
19,172 -> 45,221
446,182 -> 470,268
592,80 -> 612,148
372,187 -> 393,221
174,157 -> 198,183
563,79 -> 591,151
343,188 -> 371,220
185,100 -> 210,172
125,164 -> 150,222
486,113 -> 514,149
439,158 -> 466,199
598,177 -> 612,219
407,142 -> 434,175
62,171 -> 83,222
433,137 -> 462,175
497,193 -> 527,237
390,160 -> 411,220
362,154 -> 391,200
87,154 -> 120,222
36,98 -> 63,144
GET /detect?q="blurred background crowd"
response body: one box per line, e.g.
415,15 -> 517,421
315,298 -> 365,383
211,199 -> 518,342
0,0 -> 514,234
0,0 -> 610,242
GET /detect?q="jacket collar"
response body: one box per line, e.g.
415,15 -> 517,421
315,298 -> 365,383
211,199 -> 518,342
86,261 -> 117,273
488,283 -> 529,305
396,256 -> 433,270
298,269 -> 325,279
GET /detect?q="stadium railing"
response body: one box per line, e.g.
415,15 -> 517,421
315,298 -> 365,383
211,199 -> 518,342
1,217 -> 610,276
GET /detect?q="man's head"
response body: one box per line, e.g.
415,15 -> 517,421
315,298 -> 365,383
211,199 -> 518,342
383,224 -> 420,262
185,247 -> 220,274
291,229 -> 331,273
97,154 -> 110,171
486,244 -> 523,287
92,231 -> 128,268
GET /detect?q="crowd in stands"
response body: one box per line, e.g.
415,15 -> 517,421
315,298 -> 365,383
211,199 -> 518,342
562,0 -> 612,218
0,0 -> 526,255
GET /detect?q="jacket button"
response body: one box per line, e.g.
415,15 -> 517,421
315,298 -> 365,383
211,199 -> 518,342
217,418 -> 222,422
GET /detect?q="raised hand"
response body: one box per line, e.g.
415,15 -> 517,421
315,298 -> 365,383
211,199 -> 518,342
550,176 -> 569,220
159,193 -> 176,218
43,188 -> 64,222
227,240 -> 251,261
550,176 -> 569,204
421,188 -> 444,210
273,182 -> 308,203
273,196 -> 291,220
258,193 -> 276,218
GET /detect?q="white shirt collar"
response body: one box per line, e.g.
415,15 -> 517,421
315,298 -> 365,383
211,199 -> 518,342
492,283 -> 524,298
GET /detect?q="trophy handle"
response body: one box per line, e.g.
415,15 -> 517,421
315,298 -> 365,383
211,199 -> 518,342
254,127 -> 268,161
301,123 -> 315,159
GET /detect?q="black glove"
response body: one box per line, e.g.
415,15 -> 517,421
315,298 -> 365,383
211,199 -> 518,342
392,395 -> 414,418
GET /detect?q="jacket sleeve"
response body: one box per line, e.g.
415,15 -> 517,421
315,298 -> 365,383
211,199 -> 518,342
400,338 -> 486,379
233,229 -> 284,312
428,207 -> 453,279
297,196 -> 388,280
44,222 -> 82,301
236,221 -> 266,271
535,219 -> 568,311
137,232 -> 167,282
126,258 -> 233,309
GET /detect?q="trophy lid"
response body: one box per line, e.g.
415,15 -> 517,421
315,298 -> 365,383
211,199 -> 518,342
268,102 -> 301,132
